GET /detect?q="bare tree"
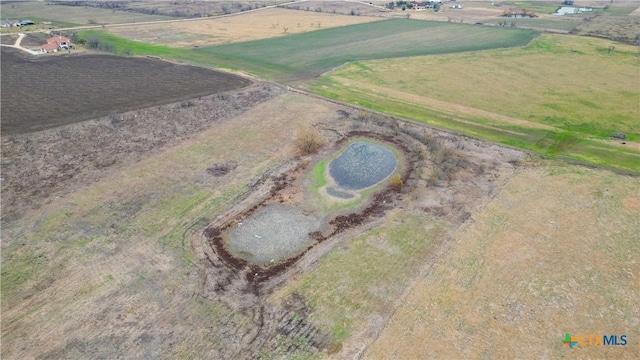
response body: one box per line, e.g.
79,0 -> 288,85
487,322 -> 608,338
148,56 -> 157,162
283,27 -> 288,33
295,128 -> 325,155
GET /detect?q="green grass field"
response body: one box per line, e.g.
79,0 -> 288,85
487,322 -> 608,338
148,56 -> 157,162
307,34 -> 640,172
80,19 -> 538,81
194,19 -> 538,81
501,1 -> 563,15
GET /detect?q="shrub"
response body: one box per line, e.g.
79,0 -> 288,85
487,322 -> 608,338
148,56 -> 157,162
295,128 -> 325,156
389,174 -> 403,192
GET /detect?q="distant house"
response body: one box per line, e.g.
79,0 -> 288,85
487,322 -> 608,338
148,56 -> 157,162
41,36 -> 73,53
554,6 -> 593,15
1,19 -> 21,27
410,0 -> 441,10
40,42 -> 59,53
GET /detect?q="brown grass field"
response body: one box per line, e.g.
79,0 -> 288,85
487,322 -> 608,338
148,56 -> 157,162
107,8 -> 382,47
0,91 -> 334,359
366,164 -> 640,359
1,2 -> 639,358
0,1 -> 174,28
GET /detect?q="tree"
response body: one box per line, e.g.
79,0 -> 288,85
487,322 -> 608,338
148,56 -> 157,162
294,128 -> 325,156
87,37 -> 100,49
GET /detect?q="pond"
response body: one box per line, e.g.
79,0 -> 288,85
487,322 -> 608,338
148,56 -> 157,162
226,205 -> 322,266
328,141 -> 397,190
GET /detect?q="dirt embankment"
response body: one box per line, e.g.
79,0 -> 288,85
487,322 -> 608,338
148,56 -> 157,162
190,107 -> 524,357
0,83 -> 283,222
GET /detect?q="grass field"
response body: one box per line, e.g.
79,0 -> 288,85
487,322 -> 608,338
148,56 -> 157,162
271,212 -> 451,345
483,17 -> 580,32
366,164 -> 640,359
3,3 -> 638,358
0,1 -> 174,28
80,19 -> 538,81
0,93 -> 337,359
106,8 -> 382,47
308,33 -> 640,171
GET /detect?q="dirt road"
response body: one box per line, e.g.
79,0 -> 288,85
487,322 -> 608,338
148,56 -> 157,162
0,32 -> 43,55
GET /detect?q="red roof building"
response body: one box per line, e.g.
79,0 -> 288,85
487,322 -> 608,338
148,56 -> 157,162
41,36 -> 72,53
40,42 -> 59,52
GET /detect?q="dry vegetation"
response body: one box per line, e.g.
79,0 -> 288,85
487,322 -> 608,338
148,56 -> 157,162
389,174 -> 403,192
573,14 -> 640,44
367,164 -> 640,359
295,127 -> 326,156
107,8 -> 381,47
1,84 -> 527,358
1,92 -> 337,359
0,0 -> 174,28
1,2 -> 639,359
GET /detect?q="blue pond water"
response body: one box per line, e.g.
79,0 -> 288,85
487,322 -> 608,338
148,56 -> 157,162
328,141 -> 397,190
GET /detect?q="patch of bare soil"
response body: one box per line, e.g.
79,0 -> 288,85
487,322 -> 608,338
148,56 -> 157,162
17,32 -> 49,48
0,34 -> 18,45
0,83 -> 282,222
0,48 -> 252,135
